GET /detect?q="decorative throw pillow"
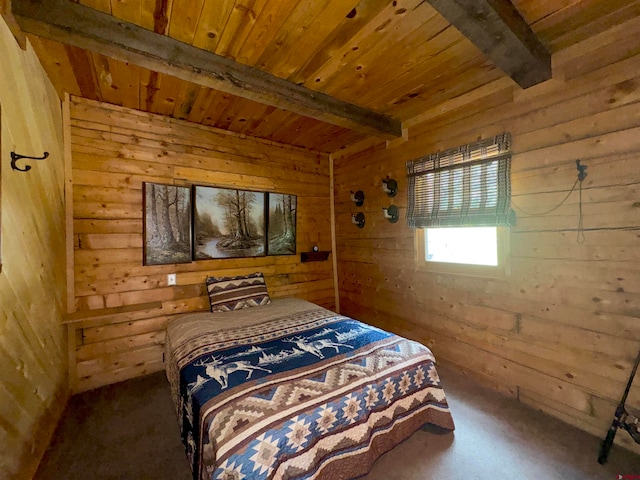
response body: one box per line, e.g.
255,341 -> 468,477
205,272 -> 271,312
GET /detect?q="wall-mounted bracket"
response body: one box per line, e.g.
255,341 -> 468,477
382,176 -> 398,197
11,151 -> 49,172
351,212 -> 365,228
382,205 -> 399,223
576,160 -> 588,182
350,190 -> 365,207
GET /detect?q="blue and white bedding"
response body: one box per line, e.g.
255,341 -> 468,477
165,298 -> 454,480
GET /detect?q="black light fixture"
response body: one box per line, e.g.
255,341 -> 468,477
382,205 -> 399,223
351,212 -> 365,228
382,176 -> 398,197
350,190 -> 365,206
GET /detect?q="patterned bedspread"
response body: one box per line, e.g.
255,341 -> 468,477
165,298 -> 454,480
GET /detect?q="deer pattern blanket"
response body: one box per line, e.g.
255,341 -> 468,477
165,298 -> 454,480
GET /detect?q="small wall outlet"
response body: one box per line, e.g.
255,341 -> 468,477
167,273 -> 176,286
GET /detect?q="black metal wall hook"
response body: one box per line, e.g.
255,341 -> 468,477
11,151 -> 49,172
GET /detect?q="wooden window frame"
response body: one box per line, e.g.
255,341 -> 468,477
415,226 -> 511,278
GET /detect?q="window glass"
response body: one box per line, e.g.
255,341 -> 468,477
416,226 -> 509,277
425,227 -> 498,266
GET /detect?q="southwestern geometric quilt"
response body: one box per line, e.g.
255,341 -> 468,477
165,298 -> 454,480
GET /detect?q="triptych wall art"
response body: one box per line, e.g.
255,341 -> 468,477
143,182 -> 297,265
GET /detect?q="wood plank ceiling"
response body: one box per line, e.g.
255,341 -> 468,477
13,0 -> 640,152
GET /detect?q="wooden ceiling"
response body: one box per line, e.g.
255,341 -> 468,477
9,0 -> 640,152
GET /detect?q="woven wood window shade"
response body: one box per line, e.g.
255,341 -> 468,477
406,133 -> 516,228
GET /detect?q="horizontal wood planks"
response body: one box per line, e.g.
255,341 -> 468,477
0,17 -> 68,480
24,0 -> 639,155
13,0 -> 402,138
333,17 -> 640,455
67,96 -> 335,392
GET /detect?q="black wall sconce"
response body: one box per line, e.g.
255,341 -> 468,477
350,190 -> 365,206
351,212 -> 365,228
11,151 -> 49,172
382,176 -> 398,197
382,205 -> 399,223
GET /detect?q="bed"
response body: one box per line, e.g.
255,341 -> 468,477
165,297 -> 454,480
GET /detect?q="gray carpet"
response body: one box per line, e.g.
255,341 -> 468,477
35,363 -> 639,479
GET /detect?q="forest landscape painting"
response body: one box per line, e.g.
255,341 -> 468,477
267,193 -> 297,255
143,183 -> 192,265
194,186 -> 266,259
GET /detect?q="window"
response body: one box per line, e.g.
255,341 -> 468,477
425,226 -> 498,265
407,133 -> 515,276
415,226 -> 510,277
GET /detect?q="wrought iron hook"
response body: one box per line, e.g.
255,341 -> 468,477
11,151 -> 49,172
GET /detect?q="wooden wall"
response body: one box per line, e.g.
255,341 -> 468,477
333,17 -> 640,454
0,16 -> 67,480
67,97 -> 334,392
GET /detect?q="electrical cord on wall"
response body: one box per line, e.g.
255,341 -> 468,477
511,160 -> 587,243
577,179 -> 585,243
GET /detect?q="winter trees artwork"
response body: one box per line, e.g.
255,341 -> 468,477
267,193 -> 297,255
143,183 -> 192,265
194,186 -> 266,259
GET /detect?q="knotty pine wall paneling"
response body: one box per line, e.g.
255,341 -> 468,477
67,97 -> 334,392
333,18 -> 640,454
0,16 -> 67,480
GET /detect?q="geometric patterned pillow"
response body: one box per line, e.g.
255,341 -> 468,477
205,272 -> 272,313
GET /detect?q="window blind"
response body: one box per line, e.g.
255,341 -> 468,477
406,133 -> 516,228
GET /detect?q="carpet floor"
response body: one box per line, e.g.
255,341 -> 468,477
35,362 -> 640,479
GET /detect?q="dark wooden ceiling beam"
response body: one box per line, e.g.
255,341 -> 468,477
426,0 -> 551,89
1,0 -> 26,49
12,0 -> 402,138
